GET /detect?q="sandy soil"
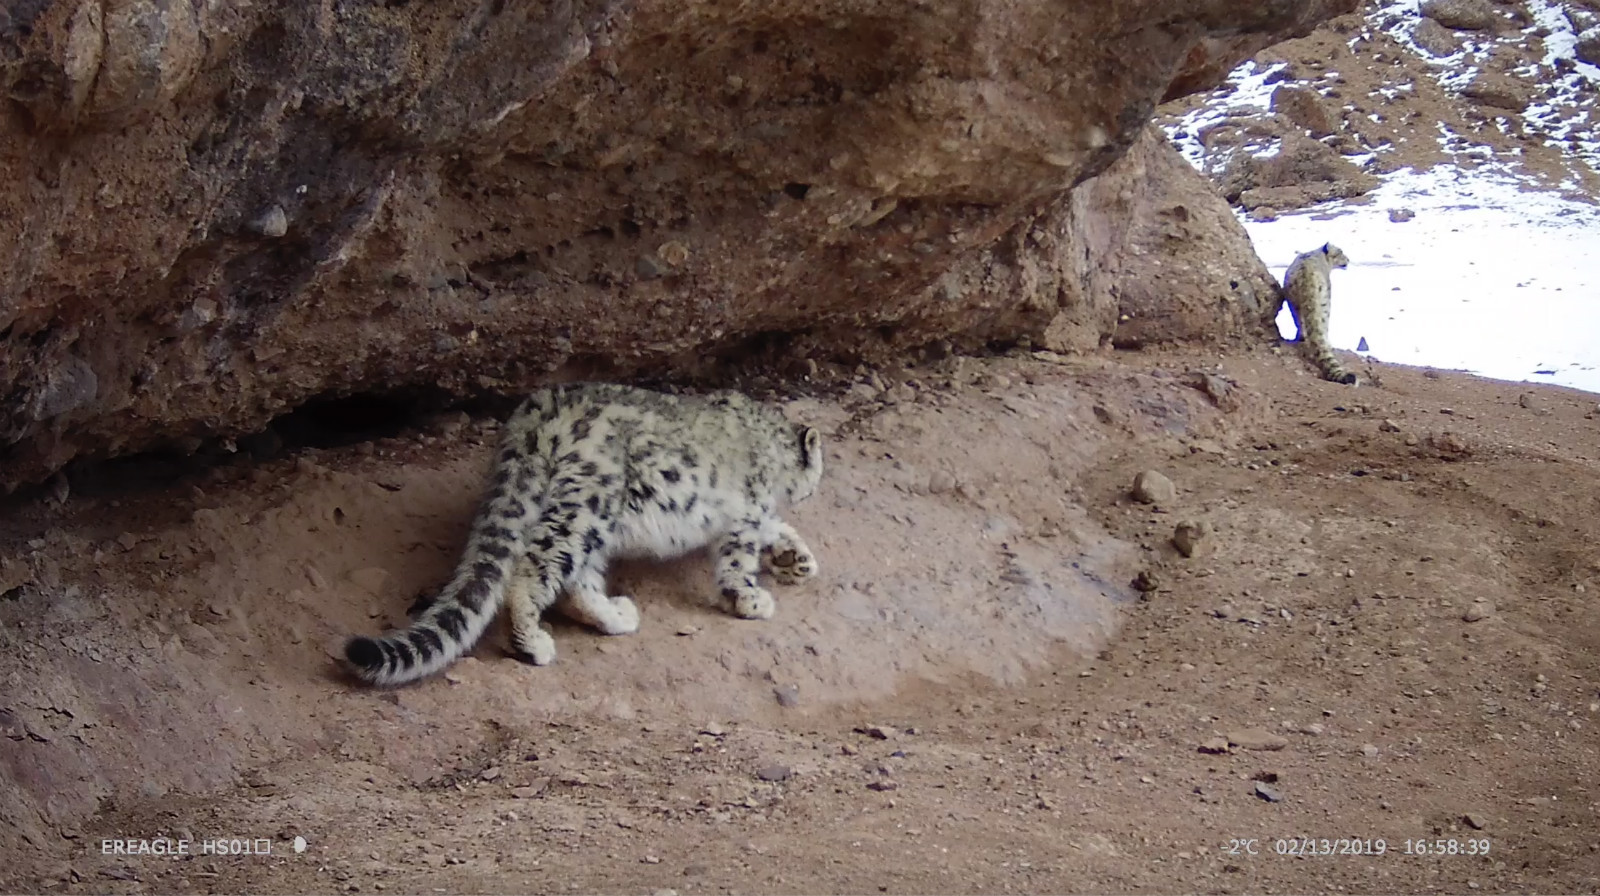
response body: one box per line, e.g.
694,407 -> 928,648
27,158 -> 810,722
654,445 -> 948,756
3,342 -> 1598,894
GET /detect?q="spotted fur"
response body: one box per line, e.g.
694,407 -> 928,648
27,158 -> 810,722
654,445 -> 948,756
1279,242 -> 1357,385
344,383 -> 824,686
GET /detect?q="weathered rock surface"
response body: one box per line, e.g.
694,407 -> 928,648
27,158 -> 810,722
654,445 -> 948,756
1220,132 -> 1381,212
1271,85 -> 1339,139
1420,0 -> 1504,32
1579,29 -> 1600,68
0,0 -> 1355,491
1095,127 -> 1286,347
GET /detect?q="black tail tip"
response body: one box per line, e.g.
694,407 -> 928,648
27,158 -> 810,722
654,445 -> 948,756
345,637 -> 385,670
1337,372 -> 1358,385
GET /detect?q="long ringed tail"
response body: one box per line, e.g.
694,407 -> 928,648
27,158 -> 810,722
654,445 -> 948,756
1311,344 -> 1358,385
344,453 -> 534,686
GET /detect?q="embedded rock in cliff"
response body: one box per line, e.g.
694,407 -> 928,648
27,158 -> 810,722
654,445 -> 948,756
0,0 -> 1356,491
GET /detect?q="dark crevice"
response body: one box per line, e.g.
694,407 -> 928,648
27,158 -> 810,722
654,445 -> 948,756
57,385 -> 480,499
269,387 -> 459,449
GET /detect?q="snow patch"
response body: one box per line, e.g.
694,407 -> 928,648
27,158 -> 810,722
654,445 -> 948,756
1247,168 -> 1600,395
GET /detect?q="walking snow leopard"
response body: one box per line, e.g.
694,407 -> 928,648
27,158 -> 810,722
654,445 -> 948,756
1279,242 -> 1358,385
344,383 -> 824,686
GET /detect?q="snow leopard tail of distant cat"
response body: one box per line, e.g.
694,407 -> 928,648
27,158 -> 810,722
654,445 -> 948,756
1283,242 -> 1358,386
1308,338 -> 1357,386
342,462 -> 537,686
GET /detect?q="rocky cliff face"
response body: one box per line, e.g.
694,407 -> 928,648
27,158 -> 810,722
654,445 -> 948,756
1,0 -> 1355,491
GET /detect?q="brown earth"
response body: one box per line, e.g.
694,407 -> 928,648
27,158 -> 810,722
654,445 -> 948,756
3,344 -> 1599,894
5,2 -> 1600,892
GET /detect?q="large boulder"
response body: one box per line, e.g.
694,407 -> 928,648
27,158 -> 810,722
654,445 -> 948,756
0,0 -> 1356,491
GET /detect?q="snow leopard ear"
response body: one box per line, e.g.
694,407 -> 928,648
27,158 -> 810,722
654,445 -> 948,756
1320,242 -> 1333,254
798,426 -> 822,471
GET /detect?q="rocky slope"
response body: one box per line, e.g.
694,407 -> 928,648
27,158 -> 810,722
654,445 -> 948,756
1161,0 -> 1600,214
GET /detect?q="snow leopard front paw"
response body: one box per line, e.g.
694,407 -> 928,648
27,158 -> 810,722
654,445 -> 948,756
721,585 -> 775,620
601,595 -> 641,635
765,546 -> 818,585
509,625 -> 557,666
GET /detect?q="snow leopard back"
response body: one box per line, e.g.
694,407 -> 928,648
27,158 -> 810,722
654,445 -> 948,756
1281,242 -> 1357,385
343,383 -> 823,686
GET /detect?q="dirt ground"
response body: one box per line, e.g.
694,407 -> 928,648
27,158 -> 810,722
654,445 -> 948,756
2,342 -> 1598,894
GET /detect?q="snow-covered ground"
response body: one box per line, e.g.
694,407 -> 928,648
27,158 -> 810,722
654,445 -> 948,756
1162,0 -> 1600,396
1367,0 -> 1600,170
1247,167 -> 1600,395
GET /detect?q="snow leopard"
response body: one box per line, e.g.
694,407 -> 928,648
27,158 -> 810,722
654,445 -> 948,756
344,383 -> 824,686
1279,242 -> 1357,385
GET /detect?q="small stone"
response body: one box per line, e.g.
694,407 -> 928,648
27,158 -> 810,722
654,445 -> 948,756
1132,570 -> 1161,593
1198,737 -> 1231,754
859,724 -> 898,740
636,255 -> 666,280
773,684 -> 801,707
1131,470 -> 1176,505
1172,520 -> 1211,558
642,854 -> 661,865
480,767 -> 502,782
1253,782 -> 1283,802
927,470 -> 956,494
656,240 -> 690,267
867,780 -> 899,792
848,382 -> 880,402
1463,812 -> 1489,830
1360,744 -> 1380,757
1379,419 -> 1401,433
253,205 -> 289,238
1227,729 -> 1289,751
511,780 -> 550,799
1462,600 -> 1493,622
698,723 -> 726,737
675,625 -> 700,636
1388,208 -> 1416,223
1431,431 -> 1471,456
755,765 -> 793,783
1197,374 -> 1235,406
